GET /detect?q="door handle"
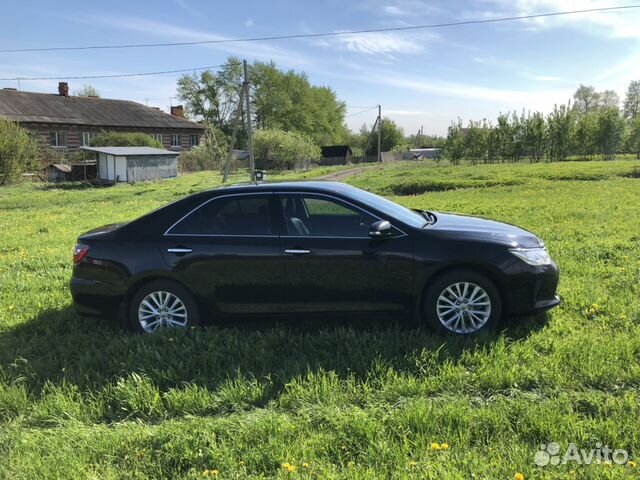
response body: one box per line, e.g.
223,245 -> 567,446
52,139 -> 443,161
167,248 -> 192,254
284,249 -> 311,255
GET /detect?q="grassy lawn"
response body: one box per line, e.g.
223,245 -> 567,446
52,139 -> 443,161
0,160 -> 639,479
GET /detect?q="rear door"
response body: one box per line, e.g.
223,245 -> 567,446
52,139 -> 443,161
160,193 -> 287,315
277,192 -> 414,313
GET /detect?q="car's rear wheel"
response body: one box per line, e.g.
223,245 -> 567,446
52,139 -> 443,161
129,280 -> 199,333
423,269 -> 501,335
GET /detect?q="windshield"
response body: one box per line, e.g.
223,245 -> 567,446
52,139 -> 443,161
344,186 -> 427,228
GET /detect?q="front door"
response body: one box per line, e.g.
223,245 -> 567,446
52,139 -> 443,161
160,193 -> 286,315
277,193 -> 414,313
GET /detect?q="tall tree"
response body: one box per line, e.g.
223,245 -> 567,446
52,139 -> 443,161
444,118 -> 465,165
573,85 -> 600,115
626,115 -> 640,158
623,80 -> 640,120
546,104 -> 575,161
176,58 -> 243,133
73,85 -> 100,97
362,117 -> 405,155
599,90 -> 620,110
596,107 -> 625,160
250,61 -> 348,145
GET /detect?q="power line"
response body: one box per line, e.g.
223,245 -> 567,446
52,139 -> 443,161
0,64 -> 227,82
346,105 -> 378,109
1,5 -> 638,54
345,106 -> 378,118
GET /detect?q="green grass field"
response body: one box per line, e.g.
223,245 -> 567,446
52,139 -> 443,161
0,160 -> 639,479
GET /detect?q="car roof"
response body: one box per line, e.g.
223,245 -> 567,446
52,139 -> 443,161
212,180 -> 357,195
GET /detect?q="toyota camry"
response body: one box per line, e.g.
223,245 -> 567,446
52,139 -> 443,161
71,181 -> 560,335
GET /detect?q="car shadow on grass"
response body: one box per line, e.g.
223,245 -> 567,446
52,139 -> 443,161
0,306 -> 549,422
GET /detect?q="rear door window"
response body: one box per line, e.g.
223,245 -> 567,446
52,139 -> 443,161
168,195 -> 274,236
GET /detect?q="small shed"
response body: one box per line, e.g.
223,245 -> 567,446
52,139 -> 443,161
44,163 -> 72,182
320,145 -> 353,165
81,146 -> 179,183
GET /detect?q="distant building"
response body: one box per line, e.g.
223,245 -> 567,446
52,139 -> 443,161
403,148 -> 442,160
81,146 -> 180,183
0,83 -> 206,163
320,145 -> 353,165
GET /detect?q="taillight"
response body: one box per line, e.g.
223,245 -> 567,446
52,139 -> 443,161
73,244 -> 90,264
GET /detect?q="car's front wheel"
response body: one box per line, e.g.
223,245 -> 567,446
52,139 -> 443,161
129,280 -> 199,333
423,269 -> 501,335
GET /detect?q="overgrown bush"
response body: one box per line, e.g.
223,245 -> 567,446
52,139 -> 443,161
91,131 -> 162,148
254,129 -> 320,171
0,118 -> 39,185
179,127 -> 228,172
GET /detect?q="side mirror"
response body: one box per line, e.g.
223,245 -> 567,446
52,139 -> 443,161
369,220 -> 392,238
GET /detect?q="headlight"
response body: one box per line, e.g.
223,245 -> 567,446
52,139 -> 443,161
509,247 -> 552,266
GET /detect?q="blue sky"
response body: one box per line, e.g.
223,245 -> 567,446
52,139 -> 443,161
1,0 -> 639,135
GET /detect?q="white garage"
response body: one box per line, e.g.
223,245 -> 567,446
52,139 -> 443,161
81,146 -> 180,183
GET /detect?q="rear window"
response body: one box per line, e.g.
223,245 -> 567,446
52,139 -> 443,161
168,195 -> 274,236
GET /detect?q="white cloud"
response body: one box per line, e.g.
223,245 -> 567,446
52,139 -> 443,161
479,0 -> 640,39
331,31 -> 429,55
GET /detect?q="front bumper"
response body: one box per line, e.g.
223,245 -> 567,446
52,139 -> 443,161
503,260 -> 560,315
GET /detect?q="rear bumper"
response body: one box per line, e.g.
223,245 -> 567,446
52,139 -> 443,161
70,276 -> 123,317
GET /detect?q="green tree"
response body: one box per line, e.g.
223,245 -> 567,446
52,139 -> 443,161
250,61 -> 348,146
92,131 -> 162,148
444,118 -> 465,165
463,120 -> 488,165
623,80 -> 640,120
626,115 -> 640,158
73,85 -> 100,97
177,59 -> 243,133
572,113 -> 598,160
596,107 -> 625,160
523,112 -> 545,162
0,118 -> 39,185
253,129 -> 320,170
573,84 -> 600,115
546,104 -> 575,162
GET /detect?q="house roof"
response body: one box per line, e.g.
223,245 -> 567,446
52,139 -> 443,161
321,145 -> 352,157
81,146 -> 179,156
46,163 -> 72,173
0,90 -> 205,131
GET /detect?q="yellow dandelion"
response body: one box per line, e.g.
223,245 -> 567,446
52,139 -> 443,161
239,460 -> 245,466
440,443 -> 449,450
202,470 -> 209,477
211,470 -> 219,477
514,473 -> 525,480
628,460 -> 637,468
282,462 -> 291,469
430,442 -> 441,450
347,461 -> 355,468
302,462 -> 310,468
409,460 -> 418,467
286,465 -> 296,473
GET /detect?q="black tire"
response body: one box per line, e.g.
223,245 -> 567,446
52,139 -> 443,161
423,269 -> 502,335
128,279 -> 200,333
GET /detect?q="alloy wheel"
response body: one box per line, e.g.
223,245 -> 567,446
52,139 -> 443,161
137,290 -> 188,333
436,282 -> 491,334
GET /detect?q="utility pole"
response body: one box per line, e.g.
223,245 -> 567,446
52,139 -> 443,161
360,116 -> 379,164
377,104 -> 382,162
243,60 -> 255,182
222,83 -> 244,183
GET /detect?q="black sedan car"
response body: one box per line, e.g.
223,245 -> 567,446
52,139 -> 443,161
71,181 -> 559,335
